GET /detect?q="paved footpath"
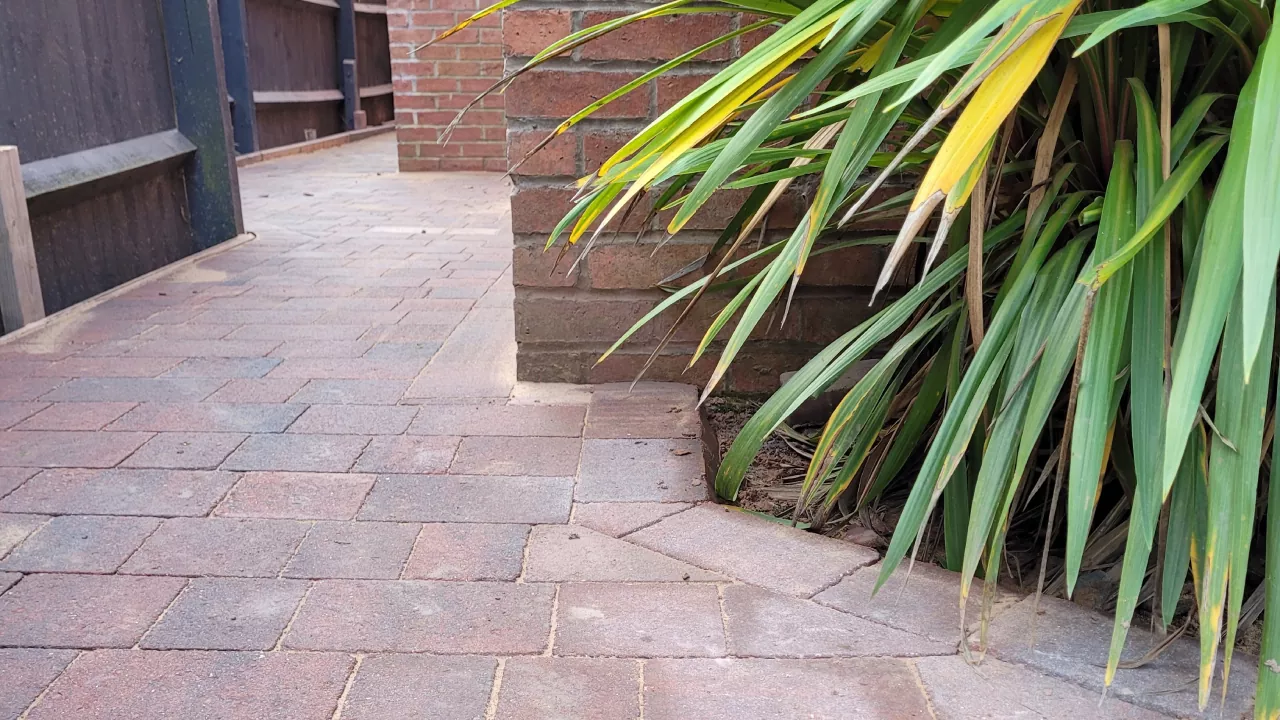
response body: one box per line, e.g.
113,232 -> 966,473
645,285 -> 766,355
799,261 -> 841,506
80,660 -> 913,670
0,135 -> 1251,719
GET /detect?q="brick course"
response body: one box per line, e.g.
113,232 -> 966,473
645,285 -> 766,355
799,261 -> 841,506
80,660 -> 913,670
389,0 -> 509,171
500,2 -> 891,391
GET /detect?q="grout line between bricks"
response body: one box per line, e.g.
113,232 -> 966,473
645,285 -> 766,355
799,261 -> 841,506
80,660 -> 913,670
17,649 -> 85,720
635,658 -> 646,720
398,523 -> 426,580
482,657 -> 506,720
329,653 -> 364,720
0,516 -> 53,564
273,579 -> 316,651
136,577 -> 192,649
905,658 -> 941,720
515,525 -> 535,584
543,584 -> 561,657
279,521 -> 318,579
716,582 -> 731,655
114,517 -> 167,572
209,472 -> 250,517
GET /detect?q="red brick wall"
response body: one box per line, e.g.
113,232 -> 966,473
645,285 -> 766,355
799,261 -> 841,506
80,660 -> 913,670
504,3 -> 893,393
388,0 -> 507,171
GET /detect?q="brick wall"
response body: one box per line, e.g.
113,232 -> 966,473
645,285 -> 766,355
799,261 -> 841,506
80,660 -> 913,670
388,0 -> 507,171
504,2 -> 895,393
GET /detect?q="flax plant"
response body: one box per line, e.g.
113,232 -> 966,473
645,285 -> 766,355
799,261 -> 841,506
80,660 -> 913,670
427,0 -> 1280,711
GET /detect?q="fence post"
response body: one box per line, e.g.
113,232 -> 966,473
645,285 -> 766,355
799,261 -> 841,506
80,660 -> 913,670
162,0 -> 244,250
337,0 -> 359,131
218,0 -> 258,154
0,147 -> 46,333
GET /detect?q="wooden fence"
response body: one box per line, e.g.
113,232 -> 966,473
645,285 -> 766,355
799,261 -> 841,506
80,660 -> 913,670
221,0 -> 394,153
0,0 -> 243,326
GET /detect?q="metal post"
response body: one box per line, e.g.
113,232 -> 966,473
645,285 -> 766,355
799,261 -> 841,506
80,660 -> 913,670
218,0 -> 258,154
161,0 -> 244,249
337,0 -> 359,131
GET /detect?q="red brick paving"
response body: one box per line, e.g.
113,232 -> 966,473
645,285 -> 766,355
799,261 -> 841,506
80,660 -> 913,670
0,137 -> 1207,719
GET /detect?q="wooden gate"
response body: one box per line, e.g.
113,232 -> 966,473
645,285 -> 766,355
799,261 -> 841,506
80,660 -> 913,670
0,0 -> 243,324
220,0 -> 394,153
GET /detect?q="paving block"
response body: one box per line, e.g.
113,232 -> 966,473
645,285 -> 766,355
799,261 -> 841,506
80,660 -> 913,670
268,358 -> 426,380
163,357 -> 282,378
0,402 -> 49,429
289,379 -> 411,404
353,435 -> 460,473
815,562 -> 1018,644
577,439 -> 708,502
0,648 -> 78,720
571,502 -> 691,537
0,574 -> 185,648
0,513 -> 49,557
285,521 -> 420,579
982,596 -> 1255,719
287,404 -> 418,434
643,658 -> 933,719
496,658 -> 639,720
204,378 -> 309,403
402,523 -> 529,581
341,654 -> 496,720
0,430 -> 154,468
359,475 -> 572,524
585,386 -> 701,439
222,434 -> 370,472
121,432 -> 248,469
0,515 -> 160,574
284,580 -> 554,653
0,469 -> 238,517
554,582 -> 725,657
363,342 -> 442,361
26,650 -> 352,720
0,467 -> 38,499
409,403 -> 585,437
216,472 -> 376,520
524,525 -> 724,583
0,377 -> 64,402
39,378 -> 226,403
121,517 -> 310,577
140,577 -> 307,650
723,584 -> 952,658
108,402 -> 306,432
628,505 -> 878,597
450,436 -> 581,476
268,340 -> 377,359
230,323 -> 368,341
14,401 -> 137,430
915,655 -> 1167,719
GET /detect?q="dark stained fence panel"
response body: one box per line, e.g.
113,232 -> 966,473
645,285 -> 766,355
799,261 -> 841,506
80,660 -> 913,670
32,167 -> 194,311
1,0 -> 240,317
356,14 -> 391,89
0,0 -> 175,161
245,0 -> 339,92
255,103 -> 345,149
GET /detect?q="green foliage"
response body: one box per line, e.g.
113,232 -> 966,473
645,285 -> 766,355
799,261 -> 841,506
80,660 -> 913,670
432,0 -> 1280,712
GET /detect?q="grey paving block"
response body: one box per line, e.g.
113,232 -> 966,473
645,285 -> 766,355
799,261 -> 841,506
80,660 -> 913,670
628,504 -> 877,597
554,582 -> 725,657
983,596 -> 1254,719
359,475 -> 572,524
524,525 -> 725,582
643,658 -> 932,719
915,655 -> 1168,719
724,584 -> 953,658
283,580 -> 553,653
577,439 -> 709,502
140,577 -> 308,650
